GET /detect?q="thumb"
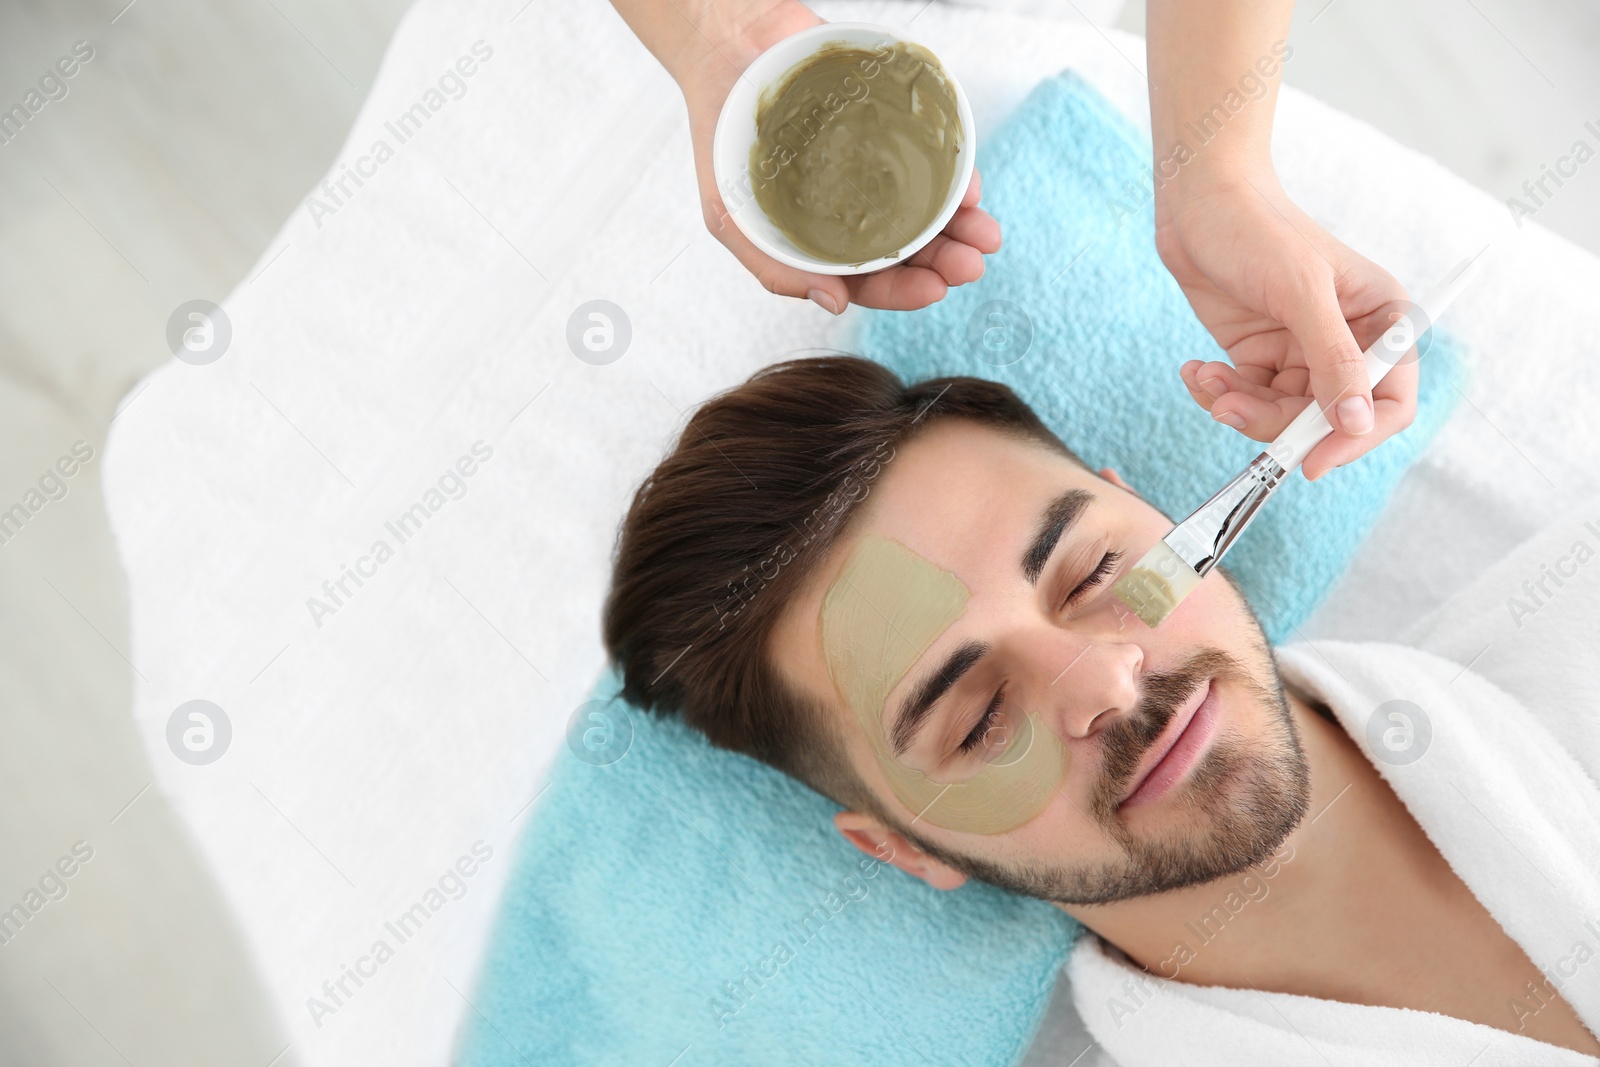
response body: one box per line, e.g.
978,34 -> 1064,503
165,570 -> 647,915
703,194 -> 850,315
1283,277 -> 1374,437
738,249 -> 849,316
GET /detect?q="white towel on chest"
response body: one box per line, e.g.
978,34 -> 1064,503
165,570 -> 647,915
1067,494 -> 1600,1066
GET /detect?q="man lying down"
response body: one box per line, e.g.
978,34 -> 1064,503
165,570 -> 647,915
601,355 -> 1600,1065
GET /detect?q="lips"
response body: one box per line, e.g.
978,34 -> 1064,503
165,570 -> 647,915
1117,677 -> 1214,810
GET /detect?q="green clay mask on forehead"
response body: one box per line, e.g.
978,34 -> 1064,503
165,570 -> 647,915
819,535 -> 1068,834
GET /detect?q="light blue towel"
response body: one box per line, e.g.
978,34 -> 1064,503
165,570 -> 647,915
457,71 -> 1463,1067
459,668 -> 1076,1066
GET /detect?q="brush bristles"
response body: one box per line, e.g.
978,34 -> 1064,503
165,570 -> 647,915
1111,540 -> 1202,628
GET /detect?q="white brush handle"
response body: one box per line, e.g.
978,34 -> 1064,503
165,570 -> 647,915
1264,252 -> 1488,473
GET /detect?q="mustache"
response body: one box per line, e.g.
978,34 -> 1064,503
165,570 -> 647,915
1093,646 -> 1244,812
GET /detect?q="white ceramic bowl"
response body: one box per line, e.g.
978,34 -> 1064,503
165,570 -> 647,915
710,22 -> 976,276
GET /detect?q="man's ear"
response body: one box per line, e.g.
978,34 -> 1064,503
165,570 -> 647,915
833,811 -> 967,890
1098,466 -> 1140,498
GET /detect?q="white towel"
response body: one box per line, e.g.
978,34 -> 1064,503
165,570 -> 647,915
1066,493 -> 1600,1066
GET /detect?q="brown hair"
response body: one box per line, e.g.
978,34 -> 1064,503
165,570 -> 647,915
602,354 -> 1088,818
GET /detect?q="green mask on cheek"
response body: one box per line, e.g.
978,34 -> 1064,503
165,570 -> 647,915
820,534 -> 1068,834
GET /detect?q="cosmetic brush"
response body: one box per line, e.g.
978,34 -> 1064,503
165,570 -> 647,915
1111,253 -> 1488,629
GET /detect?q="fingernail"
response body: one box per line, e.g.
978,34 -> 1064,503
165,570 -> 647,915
1200,376 -> 1227,398
1214,411 -> 1245,429
807,288 -> 840,315
1336,396 -> 1373,436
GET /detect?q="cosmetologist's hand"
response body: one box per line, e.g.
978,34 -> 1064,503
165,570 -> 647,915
621,0 -> 1001,314
1159,166 -> 1419,483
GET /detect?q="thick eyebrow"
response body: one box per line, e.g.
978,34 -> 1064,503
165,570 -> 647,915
886,488 -> 1095,758
888,639 -> 989,758
1022,488 -> 1093,585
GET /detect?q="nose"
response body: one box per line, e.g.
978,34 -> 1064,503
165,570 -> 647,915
1038,637 -> 1144,740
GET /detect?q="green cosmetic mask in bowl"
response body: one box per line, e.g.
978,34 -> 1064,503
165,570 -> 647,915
711,22 -> 977,276
749,41 -> 963,265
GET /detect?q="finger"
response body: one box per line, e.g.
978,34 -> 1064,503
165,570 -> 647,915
706,195 -> 852,314
1178,359 -> 1216,413
904,233 -> 985,287
961,167 -> 983,209
1299,352 -> 1420,480
1231,359 -> 1306,394
1180,361 -> 1307,442
846,263 -> 949,310
1280,271 -> 1376,440
1207,392 -> 1313,442
1184,358 -> 1318,440
1191,360 -> 1288,405
941,204 -> 1002,255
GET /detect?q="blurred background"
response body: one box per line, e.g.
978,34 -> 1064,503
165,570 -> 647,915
0,0 -> 1595,1063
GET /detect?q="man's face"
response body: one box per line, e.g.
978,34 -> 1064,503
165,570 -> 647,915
769,419 -> 1311,905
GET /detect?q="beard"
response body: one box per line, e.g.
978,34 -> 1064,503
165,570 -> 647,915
882,575 -> 1313,905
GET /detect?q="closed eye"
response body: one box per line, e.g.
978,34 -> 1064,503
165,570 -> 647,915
1059,549 -> 1121,611
957,686 -> 1006,755
955,549 -> 1124,757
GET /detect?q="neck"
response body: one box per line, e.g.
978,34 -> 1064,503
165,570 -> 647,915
1055,689 -> 1441,988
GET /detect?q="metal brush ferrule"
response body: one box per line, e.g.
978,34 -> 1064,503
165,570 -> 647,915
1164,452 -> 1287,577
